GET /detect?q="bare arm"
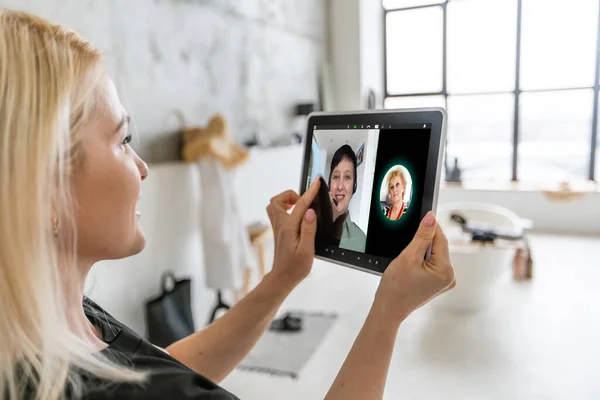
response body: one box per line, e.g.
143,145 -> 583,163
166,272 -> 292,383
325,301 -> 404,400
327,214 -> 455,400
167,181 -> 322,384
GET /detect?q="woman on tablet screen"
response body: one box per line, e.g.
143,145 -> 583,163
383,168 -> 408,221
328,145 -> 367,252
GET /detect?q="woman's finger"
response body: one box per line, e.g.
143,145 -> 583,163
270,190 -> 301,214
431,224 -> 450,261
290,179 -> 320,225
298,208 -> 317,254
405,211 -> 436,260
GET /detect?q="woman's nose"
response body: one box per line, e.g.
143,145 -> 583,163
140,161 -> 149,181
137,156 -> 149,181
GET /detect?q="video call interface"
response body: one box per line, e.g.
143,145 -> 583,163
305,124 -> 432,270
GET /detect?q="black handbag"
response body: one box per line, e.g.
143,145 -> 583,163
145,272 -> 195,348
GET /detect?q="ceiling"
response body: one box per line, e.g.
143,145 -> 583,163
314,129 -> 371,153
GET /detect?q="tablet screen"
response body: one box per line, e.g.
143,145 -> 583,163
304,123 -> 434,272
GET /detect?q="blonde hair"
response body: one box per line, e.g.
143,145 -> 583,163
387,168 -> 407,202
0,9 -> 145,400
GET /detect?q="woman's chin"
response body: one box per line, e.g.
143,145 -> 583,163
130,230 -> 147,255
333,207 -> 349,221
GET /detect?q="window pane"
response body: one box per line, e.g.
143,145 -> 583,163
447,0 -> 517,94
384,0 -> 445,9
446,94 -> 514,181
521,0 -> 599,91
384,95 -> 446,109
519,89 -> 593,183
386,8 -> 443,94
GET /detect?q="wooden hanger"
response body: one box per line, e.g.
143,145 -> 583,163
181,114 -> 249,169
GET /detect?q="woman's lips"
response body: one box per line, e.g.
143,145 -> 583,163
332,193 -> 345,207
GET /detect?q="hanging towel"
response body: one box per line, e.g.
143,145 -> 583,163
197,158 -> 257,290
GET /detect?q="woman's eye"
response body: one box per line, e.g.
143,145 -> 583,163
122,134 -> 132,146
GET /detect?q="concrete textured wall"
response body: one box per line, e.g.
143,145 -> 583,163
2,0 -> 325,162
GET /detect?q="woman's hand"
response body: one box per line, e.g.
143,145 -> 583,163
266,179 -> 321,291
374,211 -> 455,324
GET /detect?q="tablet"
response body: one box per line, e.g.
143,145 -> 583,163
299,108 -> 447,276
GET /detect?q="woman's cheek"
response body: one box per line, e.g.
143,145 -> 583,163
343,196 -> 351,211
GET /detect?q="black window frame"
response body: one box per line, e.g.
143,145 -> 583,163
383,0 -> 599,182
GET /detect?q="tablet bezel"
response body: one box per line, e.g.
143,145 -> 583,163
299,107 -> 447,276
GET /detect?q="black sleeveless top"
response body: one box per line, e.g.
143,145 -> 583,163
80,297 -> 240,399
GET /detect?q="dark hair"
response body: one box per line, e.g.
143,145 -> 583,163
329,144 -> 358,194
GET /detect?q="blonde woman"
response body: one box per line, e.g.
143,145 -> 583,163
0,9 -> 455,400
383,168 -> 408,221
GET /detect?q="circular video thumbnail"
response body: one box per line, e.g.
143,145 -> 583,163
379,165 -> 412,221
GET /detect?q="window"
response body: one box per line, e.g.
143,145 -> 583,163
519,89 -> 594,182
384,95 -> 446,110
384,0 -> 600,184
447,93 -> 514,181
386,7 -> 443,94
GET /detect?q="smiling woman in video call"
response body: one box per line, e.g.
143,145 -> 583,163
0,9 -> 455,400
384,168 -> 408,221
327,144 -> 367,252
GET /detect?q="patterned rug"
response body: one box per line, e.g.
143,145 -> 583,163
238,310 -> 338,379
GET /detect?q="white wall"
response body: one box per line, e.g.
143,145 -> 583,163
358,131 -> 380,233
233,145 -> 305,226
328,0 -> 361,110
358,0 -> 384,110
345,132 -> 377,233
3,0 -> 326,162
309,136 -> 328,186
327,0 -> 384,111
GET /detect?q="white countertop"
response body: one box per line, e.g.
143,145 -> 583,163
222,233 -> 600,399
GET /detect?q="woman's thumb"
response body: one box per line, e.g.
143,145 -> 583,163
298,208 -> 317,252
407,211 -> 437,259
